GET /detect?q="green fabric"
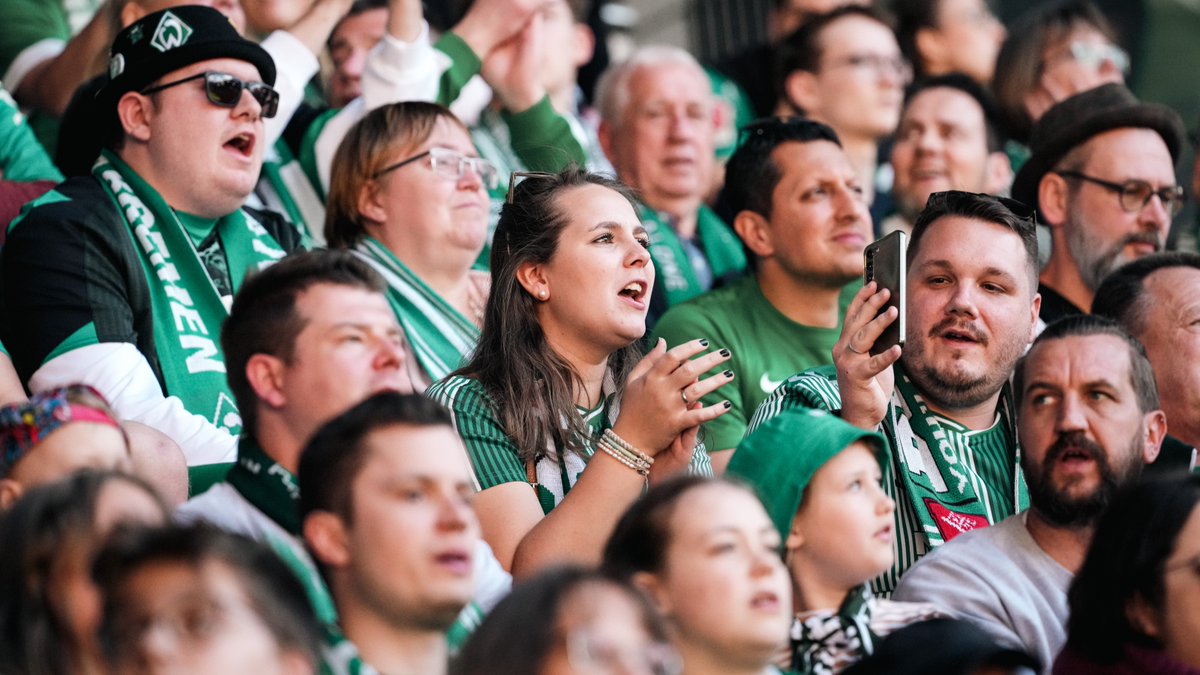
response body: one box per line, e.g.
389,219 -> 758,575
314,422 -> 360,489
651,275 -> 845,450
175,211 -> 217,248
0,87 -> 62,182
225,435 -> 302,534
187,461 -> 231,497
640,203 -> 745,307
260,139 -> 313,240
433,32 -> 482,108
705,67 -> 756,161
92,151 -> 287,438
500,95 -> 587,172
728,407 -> 887,543
353,237 -> 479,383
298,107 -> 339,200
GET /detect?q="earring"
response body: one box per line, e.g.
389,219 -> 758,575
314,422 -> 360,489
538,290 -> 548,300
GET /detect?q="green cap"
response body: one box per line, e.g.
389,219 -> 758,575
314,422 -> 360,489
727,408 -> 889,542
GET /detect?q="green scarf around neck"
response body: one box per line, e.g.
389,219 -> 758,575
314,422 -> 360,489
92,151 -> 287,438
353,237 -> 480,383
640,203 -> 745,307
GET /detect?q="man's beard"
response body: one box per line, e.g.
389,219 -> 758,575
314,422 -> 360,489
901,318 -> 1025,412
1026,429 -> 1143,528
1065,213 -> 1162,293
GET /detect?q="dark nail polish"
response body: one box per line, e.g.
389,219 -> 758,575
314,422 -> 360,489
723,369 -> 734,378
722,400 -> 732,409
719,348 -> 730,357
699,339 -> 709,347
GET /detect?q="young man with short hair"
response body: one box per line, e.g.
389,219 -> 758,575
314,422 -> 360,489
301,391 -> 479,675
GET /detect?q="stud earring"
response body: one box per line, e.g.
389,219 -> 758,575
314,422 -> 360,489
538,290 -> 548,300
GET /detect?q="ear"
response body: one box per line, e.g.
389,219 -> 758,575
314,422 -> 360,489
598,119 -> 615,164
733,209 -> 774,260
1125,593 -> 1162,639
913,28 -> 946,73
1027,293 -> 1042,343
630,571 -> 673,616
983,151 -> 1013,196
785,522 -> 805,553
0,479 -> 23,510
515,260 -> 549,301
1037,172 -> 1070,228
280,650 -> 315,675
1141,410 -> 1168,465
120,2 -> 148,27
784,70 -> 819,116
303,511 -> 352,568
356,179 -> 387,226
572,24 -> 595,69
116,92 -> 155,143
245,353 -> 287,409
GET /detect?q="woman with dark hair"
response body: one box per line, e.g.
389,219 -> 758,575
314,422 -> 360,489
1053,474 -> 1200,674
454,566 -> 679,675
0,470 -> 168,675
428,167 -> 729,576
602,475 -> 793,675
325,101 -> 497,390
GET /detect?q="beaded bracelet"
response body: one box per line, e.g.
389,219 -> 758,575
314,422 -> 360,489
599,441 -> 650,476
602,429 -> 653,466
599,430 -> 652,476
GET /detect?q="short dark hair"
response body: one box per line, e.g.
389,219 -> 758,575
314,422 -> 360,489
328,0 -> 387,50
1061,474 -> 1200,664
1092,252 -> 1200,337
222,250 -> 385,437
601,475 -> 757,581
299,391 -> 451,524
908,190 -> 1039,289
892,0 -> 939,80
1014,315 -> 1160,415
454,566 -> 671,675
776,5 -> 896,112
93,524 -> 323,668
903,73 -> 1006,152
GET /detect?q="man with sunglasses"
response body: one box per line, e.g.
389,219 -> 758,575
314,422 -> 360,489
1011,83 -> 1185,328
0,6 -> 305,470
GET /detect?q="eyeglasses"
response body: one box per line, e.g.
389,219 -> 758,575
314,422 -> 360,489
1054,171 -> 1184,217
1066,40 -> 1131,75
373,147 -> 499,189
566,629 -> 682,675
140,71 -> 279,118
822,53 -> 912,83
506,171 -> 555,204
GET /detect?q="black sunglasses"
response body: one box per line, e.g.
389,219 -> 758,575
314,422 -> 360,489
141,71 -> 279,118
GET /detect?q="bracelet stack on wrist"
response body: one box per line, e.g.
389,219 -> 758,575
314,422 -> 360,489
599,428 -> 653,476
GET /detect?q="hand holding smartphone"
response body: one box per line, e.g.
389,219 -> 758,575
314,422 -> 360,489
863,231 -> 907,355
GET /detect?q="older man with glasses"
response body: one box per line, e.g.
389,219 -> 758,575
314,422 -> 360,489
0,6 -> 306,471
1011,83 -> 1185,328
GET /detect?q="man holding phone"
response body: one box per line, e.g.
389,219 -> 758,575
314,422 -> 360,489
746,190 -> 1041,594
653,117 -> 872,473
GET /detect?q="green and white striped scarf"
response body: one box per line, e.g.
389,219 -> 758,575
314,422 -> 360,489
93,151 -> 287,438
640,204 -> 745,307
352,237 -> 480,383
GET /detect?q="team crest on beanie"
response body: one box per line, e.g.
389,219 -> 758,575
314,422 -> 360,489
149,11 -> 195,53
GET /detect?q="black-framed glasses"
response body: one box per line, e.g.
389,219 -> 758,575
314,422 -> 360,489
506,171 -> 555,204
140,71 -> 279,118
1054,171 -> 1184,217
373,147 -> 499,189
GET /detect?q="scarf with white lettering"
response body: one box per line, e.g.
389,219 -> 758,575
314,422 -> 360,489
640,204 -> 745,307
887,365 -> 1024,550
93,151 -> 286,437
352,237 -> 480,383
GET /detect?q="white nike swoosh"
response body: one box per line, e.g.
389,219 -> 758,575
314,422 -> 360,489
760,373 -> 784,393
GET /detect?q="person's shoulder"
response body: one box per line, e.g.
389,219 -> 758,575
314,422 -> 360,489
5,176 -> 123,244
428,375 -> 493,410
242,205 -> 307,252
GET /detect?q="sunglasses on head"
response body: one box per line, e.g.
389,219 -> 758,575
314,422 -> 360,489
140,71 -> 279,118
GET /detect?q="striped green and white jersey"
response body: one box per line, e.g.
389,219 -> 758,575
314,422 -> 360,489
429,375 -> 712,514
746,365 -> 1026,596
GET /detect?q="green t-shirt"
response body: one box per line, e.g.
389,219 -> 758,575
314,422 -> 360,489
652,275 -> 853,451
0,87 -> 61,182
